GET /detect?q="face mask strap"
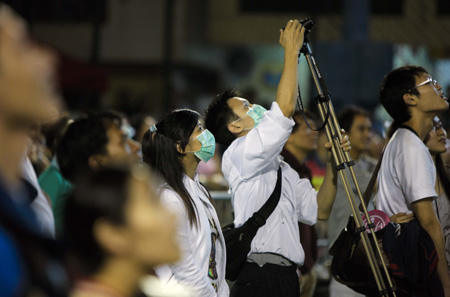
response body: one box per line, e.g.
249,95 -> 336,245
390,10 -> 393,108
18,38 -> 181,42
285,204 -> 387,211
186,129 -> 207,153
230,113 -> 250,126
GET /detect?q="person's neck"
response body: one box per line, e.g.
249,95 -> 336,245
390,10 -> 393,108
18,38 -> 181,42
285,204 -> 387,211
401,113 -> 434,141
182,155 -> 199,180
236,129 -> 250,138
0,163 -> 20,192
284,144 -> 308,163
317,148 -> 328,165
92,259 -> 143,297
349,149 -> 362,161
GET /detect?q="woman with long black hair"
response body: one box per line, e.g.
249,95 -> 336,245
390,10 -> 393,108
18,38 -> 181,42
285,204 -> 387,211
425,116 -> 450,272
142,109 -> 229,297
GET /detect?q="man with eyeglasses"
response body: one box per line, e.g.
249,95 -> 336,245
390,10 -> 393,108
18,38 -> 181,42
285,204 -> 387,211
375,66 -> 450,296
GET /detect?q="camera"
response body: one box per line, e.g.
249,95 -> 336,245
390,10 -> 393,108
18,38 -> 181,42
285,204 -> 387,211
282,18 -> 315,37
299,18 -> 315,35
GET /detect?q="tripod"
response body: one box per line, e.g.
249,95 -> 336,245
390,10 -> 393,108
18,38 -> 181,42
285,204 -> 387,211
297,19 -> 396,297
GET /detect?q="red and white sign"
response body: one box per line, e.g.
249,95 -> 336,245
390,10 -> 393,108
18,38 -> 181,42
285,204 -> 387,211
361,210 -> 390,233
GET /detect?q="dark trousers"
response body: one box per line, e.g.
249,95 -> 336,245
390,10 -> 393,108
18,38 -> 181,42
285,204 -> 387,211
230,262 -> 300,297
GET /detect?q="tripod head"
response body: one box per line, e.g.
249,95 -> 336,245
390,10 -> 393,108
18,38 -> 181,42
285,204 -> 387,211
299,17 -> 315,41
281,18 -> 315,40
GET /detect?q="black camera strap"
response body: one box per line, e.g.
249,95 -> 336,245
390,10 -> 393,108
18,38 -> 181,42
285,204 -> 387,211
296,66 -> 330,132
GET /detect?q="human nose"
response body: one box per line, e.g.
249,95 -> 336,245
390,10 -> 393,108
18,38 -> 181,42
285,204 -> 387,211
435,80 -> 442,90
437,127 -> 446,137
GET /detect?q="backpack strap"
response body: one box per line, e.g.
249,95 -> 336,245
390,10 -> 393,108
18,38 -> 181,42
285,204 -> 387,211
362,125 -> 420,209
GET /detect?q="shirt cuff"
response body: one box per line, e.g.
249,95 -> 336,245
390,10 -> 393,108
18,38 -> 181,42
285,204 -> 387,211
266,102 -> 295,131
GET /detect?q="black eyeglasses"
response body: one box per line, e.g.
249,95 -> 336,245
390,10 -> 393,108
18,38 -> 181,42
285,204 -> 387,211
406,77 -> 438,93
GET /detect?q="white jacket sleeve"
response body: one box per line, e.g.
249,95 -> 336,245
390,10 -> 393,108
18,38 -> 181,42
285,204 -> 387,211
238,102 -> 294,179
160,189 -> 217,297
295,177 -> 318,226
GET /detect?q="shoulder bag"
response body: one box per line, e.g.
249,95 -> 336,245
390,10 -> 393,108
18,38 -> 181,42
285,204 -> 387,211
330,148 -> 439,296
222,167 -> 282,281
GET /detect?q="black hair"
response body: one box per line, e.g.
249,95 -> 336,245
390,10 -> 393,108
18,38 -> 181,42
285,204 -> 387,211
429,117 -> 450,204
204,89 -> 240,147
436,154 -> 450,205
41,115 -> 72,157
292,110 -> 317,133
379,65 -> 427,124
64,166 -> 130,275
337,105 -> 371,132
142,109 -> 201,227
56,111 -> 122,183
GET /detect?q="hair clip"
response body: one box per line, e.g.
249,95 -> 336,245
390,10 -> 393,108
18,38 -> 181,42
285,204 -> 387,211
149,124 -> 158,133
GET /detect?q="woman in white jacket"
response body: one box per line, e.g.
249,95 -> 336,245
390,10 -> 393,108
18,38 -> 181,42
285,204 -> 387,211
142,109 -> 229,297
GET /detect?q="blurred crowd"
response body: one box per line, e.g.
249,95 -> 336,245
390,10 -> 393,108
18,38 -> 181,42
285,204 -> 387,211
1,5 -> 449,297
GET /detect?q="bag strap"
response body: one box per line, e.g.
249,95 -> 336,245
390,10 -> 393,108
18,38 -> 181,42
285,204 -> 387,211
361,150 -> 384,210
250,166 -> 282,227
361,152 -> 383,209
361,125 -> 419,209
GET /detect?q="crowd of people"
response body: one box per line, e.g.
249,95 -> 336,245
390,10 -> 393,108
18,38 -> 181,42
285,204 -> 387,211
0,6 -> 449,297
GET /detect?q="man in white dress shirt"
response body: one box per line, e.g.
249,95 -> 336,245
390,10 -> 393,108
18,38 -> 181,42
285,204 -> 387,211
204,20 -> 348,297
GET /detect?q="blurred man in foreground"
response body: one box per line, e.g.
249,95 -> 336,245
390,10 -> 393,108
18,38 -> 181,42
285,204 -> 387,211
0,5 -> 67,296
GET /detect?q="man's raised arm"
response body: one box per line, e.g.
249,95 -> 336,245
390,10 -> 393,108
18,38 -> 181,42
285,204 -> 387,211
276,20 -> 305,118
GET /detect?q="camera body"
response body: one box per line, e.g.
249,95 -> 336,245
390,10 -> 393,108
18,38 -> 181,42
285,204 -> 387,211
299,18 -> 315,35
282,18 -> 315,37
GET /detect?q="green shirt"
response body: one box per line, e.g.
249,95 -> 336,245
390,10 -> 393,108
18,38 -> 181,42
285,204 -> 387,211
38,159 -> 73,235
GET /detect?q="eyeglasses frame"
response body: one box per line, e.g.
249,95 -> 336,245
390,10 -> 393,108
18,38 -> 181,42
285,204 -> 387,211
406,77 -> 438,94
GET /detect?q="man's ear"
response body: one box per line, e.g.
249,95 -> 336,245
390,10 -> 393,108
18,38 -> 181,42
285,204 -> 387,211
93,219 -> 129,256
88,154 -> 104,170
403,93 -> 418,107
228,121 -> 243,135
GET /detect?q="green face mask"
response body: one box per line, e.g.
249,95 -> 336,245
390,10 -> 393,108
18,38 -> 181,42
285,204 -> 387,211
187,129 -> 216,163
246,104 -> 267,127
231,104 -> 268,130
